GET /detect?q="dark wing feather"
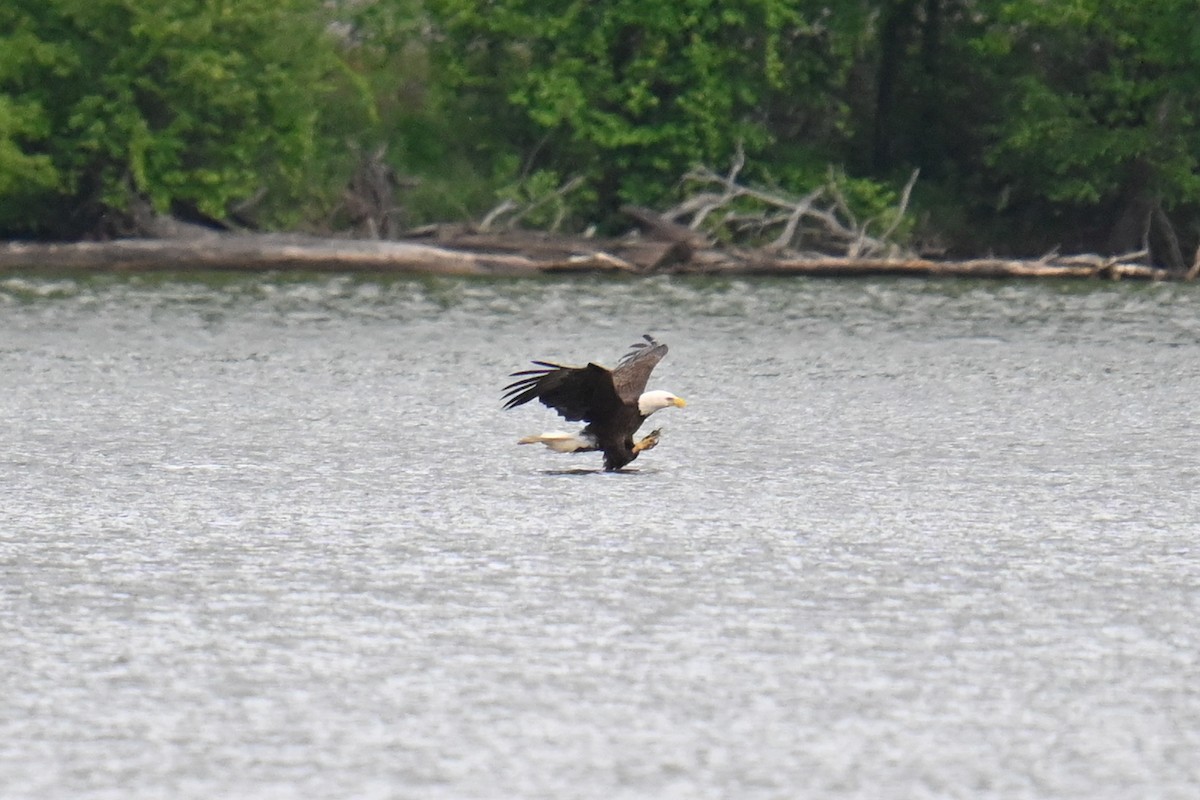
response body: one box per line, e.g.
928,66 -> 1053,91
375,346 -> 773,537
612,334 -> 668,404
502,361 -> 621,422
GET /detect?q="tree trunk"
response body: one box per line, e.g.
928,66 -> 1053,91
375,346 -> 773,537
872,0 -> 920,172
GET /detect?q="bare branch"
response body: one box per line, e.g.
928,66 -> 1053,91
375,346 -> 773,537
479,199 -> 517,232
767,187 -> 825,252
673,156 -> 915,257
879,168 -> 919,243
1186,244 -> 1200,282
726,142 -> 746,185
479,176 -> 585,233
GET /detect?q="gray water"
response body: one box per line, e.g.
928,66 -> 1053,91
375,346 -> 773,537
3,273 -> 1198,799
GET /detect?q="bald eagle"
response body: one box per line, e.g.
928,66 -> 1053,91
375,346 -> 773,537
503,335 -> 686,470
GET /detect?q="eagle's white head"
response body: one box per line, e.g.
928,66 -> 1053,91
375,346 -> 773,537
638,390 -> 687,417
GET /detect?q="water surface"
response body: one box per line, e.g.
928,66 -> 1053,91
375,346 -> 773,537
3,273 -> 1198,798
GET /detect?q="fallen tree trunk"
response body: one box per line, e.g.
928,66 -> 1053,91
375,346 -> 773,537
0,233 -> 1175,280
0,236 -> 633,276
675,253 -> 1167,280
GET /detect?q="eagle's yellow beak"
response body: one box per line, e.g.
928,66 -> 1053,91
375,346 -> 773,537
672,396 -> 687,408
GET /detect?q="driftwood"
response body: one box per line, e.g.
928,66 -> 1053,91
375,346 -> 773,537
0,231 -> 1171,280
660,149 -> 920,259
0,235 -> 634,276
706,252 -> 1165,280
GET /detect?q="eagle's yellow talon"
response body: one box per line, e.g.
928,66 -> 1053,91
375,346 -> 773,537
632,428 -> 663,454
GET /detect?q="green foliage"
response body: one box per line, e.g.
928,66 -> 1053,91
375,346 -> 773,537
0,95 -> 56,196
981,0 -> 1200,216
825,166 -> 916,243
0,9 -> 63,222
492,168 -> 595,231
0,0 -> 344,236
2,0 -> 1199,257
424,0 -> 857,221
320,0 -> 509,228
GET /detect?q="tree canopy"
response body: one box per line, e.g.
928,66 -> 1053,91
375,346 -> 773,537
1,0 -> 1197,264
0,0 -> 342,237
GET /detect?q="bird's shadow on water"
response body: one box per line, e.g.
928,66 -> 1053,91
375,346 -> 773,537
539,467 -> 653,477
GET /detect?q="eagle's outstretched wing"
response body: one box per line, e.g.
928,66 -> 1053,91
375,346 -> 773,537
612,335 -> 668,404
502,361 -> 621,423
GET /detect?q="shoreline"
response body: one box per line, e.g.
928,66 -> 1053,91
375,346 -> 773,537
0,233 -> 1180,281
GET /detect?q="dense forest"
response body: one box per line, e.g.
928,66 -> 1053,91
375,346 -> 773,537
1,0 -> 1197,266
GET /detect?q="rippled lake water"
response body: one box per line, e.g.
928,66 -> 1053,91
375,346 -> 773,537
3,272 -> 1199,798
